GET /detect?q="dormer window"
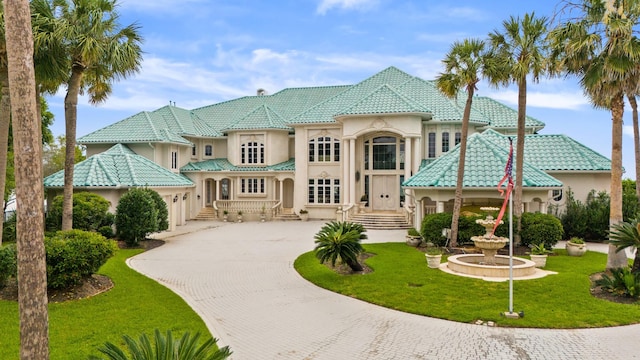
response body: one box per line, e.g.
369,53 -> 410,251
241,141 -> 264,164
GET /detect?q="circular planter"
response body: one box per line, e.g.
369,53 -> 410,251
406,236 -> 422,247
566,241 -> 587,256
530,254 -> 548,268
425,254 -> 442,269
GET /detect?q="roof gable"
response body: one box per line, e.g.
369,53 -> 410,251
336,84 -> 431,117
223,105 -> 291,131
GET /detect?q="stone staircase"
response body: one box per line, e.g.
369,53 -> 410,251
349,213 -> 411,230
273,213 -> 301,221
194,207 -> 217,221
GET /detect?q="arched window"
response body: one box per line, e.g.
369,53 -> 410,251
241,142 -> 264,164
205,145 -> 213,156
309,137 -> 340,162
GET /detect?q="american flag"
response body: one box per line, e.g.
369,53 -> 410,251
491,138 -> 514,237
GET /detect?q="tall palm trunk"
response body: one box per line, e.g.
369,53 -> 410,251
61,65 -> 83,230
449,87 -> 474,247
630,94 -> 640,201
608,93 -> 631,269
514,78 -> 527,245
4,0 -> 50,358
0,65 -> 10,246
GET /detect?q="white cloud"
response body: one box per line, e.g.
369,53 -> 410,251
119,0 -> 208,13
486,90 -> 589,110
316,0 -> 378,15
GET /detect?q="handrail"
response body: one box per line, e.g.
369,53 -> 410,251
271,201 -> 282,216
342,203 -> 355,221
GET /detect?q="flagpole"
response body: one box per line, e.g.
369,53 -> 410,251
508,184 -> 513,314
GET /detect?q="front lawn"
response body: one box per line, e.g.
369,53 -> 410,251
295,243 -> 640,328
0,249 -> 211,359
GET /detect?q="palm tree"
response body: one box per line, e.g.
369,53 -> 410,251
435,38 -> 502,247
33,0 -> 142,230
0,5 -> 11,247
549,0 -> 640,269
314,221 -> 367,272
488,12 -> 549,245
609,219 -> 640,273
4,0 -> 50,357
90,329 -> 232,360
629,93 -> 640,201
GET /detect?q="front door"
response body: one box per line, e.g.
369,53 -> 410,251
372,175 -> 397,211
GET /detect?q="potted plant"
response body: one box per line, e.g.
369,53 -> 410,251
566,237 -> 587,256
529,243 -> 552,268
406,228 -> 422,247
359,194 -> 368,213
237,211 -> 243,223
222,210 -> 228,222
425,247 -> 443,269
299,209 -> 309,221
260,204 -> 266,222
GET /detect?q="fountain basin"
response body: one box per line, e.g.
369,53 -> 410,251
447,254 -> 536,278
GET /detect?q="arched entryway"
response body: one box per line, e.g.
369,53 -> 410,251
361,134 -> 405,212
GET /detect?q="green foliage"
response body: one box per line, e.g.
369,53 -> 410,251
42,135 -> 86,177
520,212 -> 563,248
141,188 -> 169,232
98,225 -> 115,239
46,192 -> 111,232
608,219 -> 640,272
596,268 -> 640,299
457,215 -> 486,244
420,213 -> 451,246
407,227 -> 420,237
569,237 -> 585,244
0,244 -> 17,287
314,221 -> 366,272
2,212 -> 16,243
116,188 -> 158,246
90,329 -> 231,360
529,243 -> 553,255
45,230 -> 117,289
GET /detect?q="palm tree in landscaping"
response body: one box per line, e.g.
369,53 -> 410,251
90,329 -> 231,360
488,12 -> 549,245
435,38 -> 503,247
314,221 -> 367,272
549,0 -> 640,269
608,219 -> 640,274
33,0 -> 143,230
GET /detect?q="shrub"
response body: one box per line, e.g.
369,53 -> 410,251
0,244 -> 16,287
46,192 -> 111,232
2,212 -> 16,243
596,267 -> 640,298
116,188 -> 158,246
98,225 -> 115,239
45,230 -> 117,289
314,221 -> 366,272
457,215 -> 485,245
90,329 -> 232,360
141,188 -> 169,232
520,212 -> 563,249
420,213 -> 452,246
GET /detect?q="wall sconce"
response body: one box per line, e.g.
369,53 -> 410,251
197,194 -> 201,200
183,194 -> 187,200
173,195 -> 178,203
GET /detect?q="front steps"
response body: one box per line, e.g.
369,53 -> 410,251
273,213 -> 302,221
194,207 -> 217,221
349,213 -> 411,230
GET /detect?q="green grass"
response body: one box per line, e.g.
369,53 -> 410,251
0,249 -> 211,359
295,243 -> 640,328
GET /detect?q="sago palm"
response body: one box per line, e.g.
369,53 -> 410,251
314,221 -> 366,272
608,219 -> 640,273
90,329 -> 232,360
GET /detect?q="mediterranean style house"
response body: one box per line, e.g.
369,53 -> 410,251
43,67 -> 611,231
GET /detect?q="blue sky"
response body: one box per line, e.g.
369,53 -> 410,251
45,0 -> 633,179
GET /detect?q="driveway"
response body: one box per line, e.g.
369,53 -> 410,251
129,221 -> 640,359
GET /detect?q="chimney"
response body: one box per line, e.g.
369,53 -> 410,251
257,88 -> 266,96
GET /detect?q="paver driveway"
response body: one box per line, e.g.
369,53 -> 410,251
129,221 -> 640,359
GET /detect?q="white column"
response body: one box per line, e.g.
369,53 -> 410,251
416,198 -> 423,225
436,201 -> 445,213
343,139 -> 350,205
540,202 -> 548,214
349,138 -> 356,204
413,137 -> 421,174
279,179 -> 284,203
201,179 -> 206,207
214,180 -> 219,201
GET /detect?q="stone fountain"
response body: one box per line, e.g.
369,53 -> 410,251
444,208 -> 539,279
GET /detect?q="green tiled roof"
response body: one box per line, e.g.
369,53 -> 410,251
181,158 -> 295,172
480,129 -> 610,171
472,97 -> 545,130
336,84 -> 431,116
222,105 -> 291,132
403,133 -> 562,188
44,144 -> 194,188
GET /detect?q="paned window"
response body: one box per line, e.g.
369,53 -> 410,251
205,145 -> 212,156
171,151 -> 178,169
455,132 -> 462,146
309,137 -> 340,162
241,142 -> 264,164
192,145 -> 196,157
428,132 -> 436,158
308,178 -> 340,204
442,132 -> 450,152
241,178 -> 265,194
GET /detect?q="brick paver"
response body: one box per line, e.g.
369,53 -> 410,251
129,221 -> 640,359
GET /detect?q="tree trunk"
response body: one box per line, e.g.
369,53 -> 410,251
0,66 -> 10,246
3,0 -> 50,358
346,259 -> 363,272
607,93 -> 630,270
449,86 -> 475,248
630,94 -> 640,201
514,78 -> 527,246
61,66 -> 83,230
